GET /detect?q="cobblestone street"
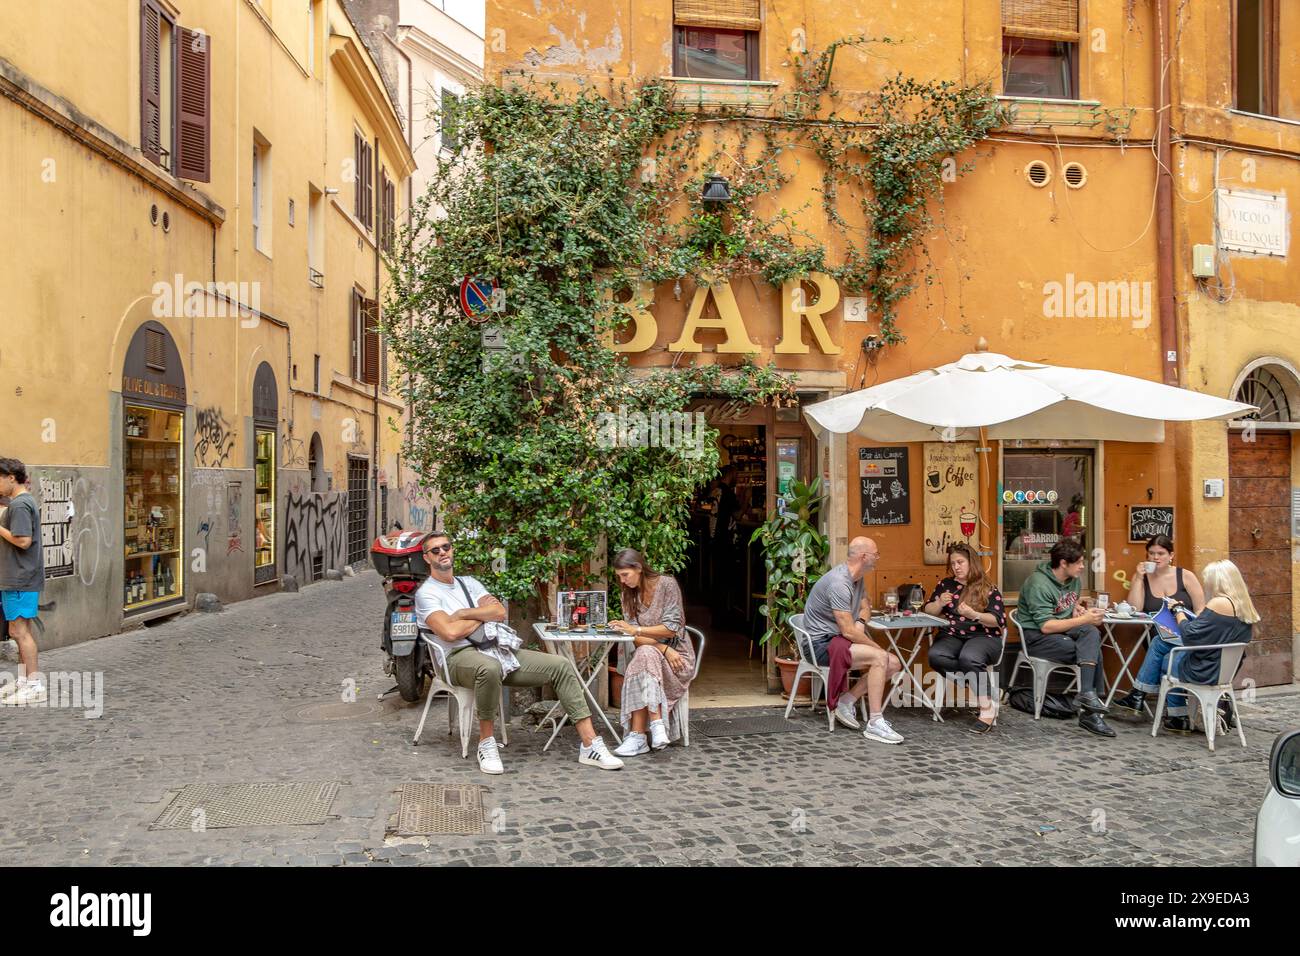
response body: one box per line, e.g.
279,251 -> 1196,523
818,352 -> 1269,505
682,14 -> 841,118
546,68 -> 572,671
2,571 -> 1296,867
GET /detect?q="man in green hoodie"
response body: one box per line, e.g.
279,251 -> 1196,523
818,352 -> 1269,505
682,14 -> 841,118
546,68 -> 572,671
1017,538 -> 1115,737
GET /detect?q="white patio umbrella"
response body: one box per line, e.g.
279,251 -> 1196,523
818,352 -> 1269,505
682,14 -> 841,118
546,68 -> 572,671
804,349 -> 1254,443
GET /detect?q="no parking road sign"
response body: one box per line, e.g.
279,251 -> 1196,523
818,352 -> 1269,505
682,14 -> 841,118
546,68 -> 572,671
459,276 -> 500,320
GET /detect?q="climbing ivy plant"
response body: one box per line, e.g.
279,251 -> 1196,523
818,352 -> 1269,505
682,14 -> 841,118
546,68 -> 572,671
385,42 -> 1001,607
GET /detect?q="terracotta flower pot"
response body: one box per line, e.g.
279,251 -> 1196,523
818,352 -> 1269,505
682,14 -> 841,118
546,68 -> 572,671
776,656 -> 813,703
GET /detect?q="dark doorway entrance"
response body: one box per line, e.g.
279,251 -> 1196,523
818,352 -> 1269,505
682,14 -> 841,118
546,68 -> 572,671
680,397 -> 818,700
1228,430 -> 1293,686
347,456 -> 369,567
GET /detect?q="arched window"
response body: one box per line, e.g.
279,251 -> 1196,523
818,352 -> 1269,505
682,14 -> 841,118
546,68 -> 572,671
1235,367 -> 1293,423
308,432 -> 327,492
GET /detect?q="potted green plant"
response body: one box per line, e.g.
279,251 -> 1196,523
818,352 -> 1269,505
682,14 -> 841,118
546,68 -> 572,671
751,477 -> 830,700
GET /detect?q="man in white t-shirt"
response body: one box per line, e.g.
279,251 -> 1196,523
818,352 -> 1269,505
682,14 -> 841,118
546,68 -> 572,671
414,532 -> 623,774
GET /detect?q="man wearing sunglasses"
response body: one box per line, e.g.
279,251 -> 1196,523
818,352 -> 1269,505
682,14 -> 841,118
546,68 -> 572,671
414,532 -> 623,774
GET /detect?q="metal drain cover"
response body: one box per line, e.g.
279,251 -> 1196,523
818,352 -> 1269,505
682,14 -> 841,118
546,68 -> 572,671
698,716 -> 805,737
284,700 -> 388,723
151,782 -> 340,830
395,784 -> 484,836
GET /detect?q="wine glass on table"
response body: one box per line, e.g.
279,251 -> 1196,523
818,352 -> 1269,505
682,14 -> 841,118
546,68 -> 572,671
884,591 -> 898,620
909,586 -> 925,617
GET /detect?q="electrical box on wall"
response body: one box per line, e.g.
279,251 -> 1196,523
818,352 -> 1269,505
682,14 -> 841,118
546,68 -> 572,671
1192,244 -> 1215,278
1203,478 -> 1225,498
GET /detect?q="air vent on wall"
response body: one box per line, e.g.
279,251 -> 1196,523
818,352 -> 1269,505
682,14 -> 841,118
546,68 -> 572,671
1025,160 -> 1052,187
1063,161 -> 1088,189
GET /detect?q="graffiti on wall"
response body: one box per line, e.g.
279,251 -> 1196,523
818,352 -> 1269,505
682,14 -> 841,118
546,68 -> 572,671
283,490 -> 348,584
196,517 -> 214,554
191,470 -> 225,571
281,432 -> 307,469
403,480 -> 436,532
195,406 -> 236,467
226,482 -> 243,554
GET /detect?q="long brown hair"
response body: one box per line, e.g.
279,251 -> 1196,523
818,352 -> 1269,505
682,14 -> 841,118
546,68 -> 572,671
948,542 -> 992,611
613,548 -> 660,617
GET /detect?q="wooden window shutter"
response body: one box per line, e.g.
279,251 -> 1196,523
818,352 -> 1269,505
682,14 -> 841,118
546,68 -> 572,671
674,0 -> 761,32
362,142 -> 374,230
1002,0 -> 1080,42
174,27 -> 211,182
378,170 -> 388,250
145,328 -> 166,371
140,1 -> 163,165
380,172 -> 395,252
362,299 -> 380,386
350,289 -> 361,378
353,133 -> 364,221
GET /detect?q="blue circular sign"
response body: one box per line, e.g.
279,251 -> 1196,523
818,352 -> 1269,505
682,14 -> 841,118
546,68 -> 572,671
460,276 -> 497,319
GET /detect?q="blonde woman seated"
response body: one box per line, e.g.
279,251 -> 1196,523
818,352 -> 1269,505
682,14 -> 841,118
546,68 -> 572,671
607,549 -> 695,757
1115,559 -> 1257,734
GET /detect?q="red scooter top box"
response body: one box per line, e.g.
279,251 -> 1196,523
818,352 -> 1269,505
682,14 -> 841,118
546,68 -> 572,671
370,530 -> 430,578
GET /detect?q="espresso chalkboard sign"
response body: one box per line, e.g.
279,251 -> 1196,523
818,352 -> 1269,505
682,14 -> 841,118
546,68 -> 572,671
1129,505 -> 1174,543
860,447 -> 910,525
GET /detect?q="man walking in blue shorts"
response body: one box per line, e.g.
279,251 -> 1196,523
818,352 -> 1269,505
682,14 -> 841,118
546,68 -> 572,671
0,458 -> 46,705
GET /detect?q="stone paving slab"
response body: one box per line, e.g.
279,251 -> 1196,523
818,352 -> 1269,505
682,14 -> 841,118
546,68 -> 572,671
1,570 -> 1296,866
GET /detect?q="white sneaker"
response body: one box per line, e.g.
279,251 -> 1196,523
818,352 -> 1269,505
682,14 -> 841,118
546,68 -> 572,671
834,696 -> 862,730
477,737 -> 504,775
613,732 -> 650,757
579,736 -> 624,770
649,719 -> 670,750
863,716 -> 903,745
0,678 -> 23,703
6,681 -> 46,706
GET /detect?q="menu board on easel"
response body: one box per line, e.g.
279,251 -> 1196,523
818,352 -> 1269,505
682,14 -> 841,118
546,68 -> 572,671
923,442 -> 979,564
859,447 -> 910,526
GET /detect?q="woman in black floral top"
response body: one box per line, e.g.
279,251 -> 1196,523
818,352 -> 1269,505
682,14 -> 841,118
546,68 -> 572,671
923,542 -> 1006,735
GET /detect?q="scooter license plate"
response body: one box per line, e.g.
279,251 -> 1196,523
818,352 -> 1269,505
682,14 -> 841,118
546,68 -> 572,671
390,612 -> 418,638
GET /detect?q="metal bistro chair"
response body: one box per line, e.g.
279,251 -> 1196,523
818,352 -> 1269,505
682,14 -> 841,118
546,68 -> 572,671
1006,608 -> 1080,720
676,626 -> 707,748
1151,641 -> 1250,752
412,630 -> 510,758
783,613 -> 867,732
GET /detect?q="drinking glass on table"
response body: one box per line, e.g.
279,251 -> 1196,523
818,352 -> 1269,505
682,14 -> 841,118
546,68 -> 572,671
1097,592 -> 1110,613
909,586 -> 925,615
884,591 -> 899,619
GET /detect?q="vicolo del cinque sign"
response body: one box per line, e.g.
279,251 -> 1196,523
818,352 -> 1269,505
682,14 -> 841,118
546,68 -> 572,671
606,273 -> 844,355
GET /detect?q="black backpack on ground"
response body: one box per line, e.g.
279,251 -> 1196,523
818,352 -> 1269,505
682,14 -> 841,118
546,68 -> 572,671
1006,687 -> 1076,719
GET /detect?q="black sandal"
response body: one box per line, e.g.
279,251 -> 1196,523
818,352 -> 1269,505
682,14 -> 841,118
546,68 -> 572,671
967,718 -> 996,736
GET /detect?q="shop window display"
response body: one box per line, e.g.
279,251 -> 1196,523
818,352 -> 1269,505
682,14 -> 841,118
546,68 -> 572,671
124,405 -> 183,610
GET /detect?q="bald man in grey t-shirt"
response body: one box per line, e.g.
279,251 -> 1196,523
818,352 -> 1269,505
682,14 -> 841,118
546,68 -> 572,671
801,536 -> 903,744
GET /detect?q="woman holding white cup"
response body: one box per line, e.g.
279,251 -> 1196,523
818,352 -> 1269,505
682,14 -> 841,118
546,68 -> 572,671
1125,533 -> 1205,615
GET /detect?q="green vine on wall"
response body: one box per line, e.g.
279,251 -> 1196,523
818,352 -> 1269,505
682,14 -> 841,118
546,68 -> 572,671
385,40 -> 1002,605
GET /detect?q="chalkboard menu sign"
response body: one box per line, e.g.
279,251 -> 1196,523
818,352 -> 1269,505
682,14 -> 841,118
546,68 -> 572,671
860,447 -> 910,525
1129,505 -> 1174,543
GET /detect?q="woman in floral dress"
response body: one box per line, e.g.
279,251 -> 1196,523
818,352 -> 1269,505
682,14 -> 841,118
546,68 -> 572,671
607,549 -> 695,756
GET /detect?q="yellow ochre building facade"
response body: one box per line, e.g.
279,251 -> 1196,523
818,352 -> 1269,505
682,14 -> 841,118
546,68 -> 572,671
0,0 -> 418,648
485,0 -> 1297,692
